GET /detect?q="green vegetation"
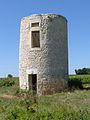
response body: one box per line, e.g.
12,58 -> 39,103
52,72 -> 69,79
0,77 -> 18,87
7,74 -> 13,78
75,68 -> 90,75
0,76 -> 90,120
69,74 -> 90,88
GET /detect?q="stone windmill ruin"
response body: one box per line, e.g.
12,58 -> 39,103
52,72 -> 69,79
19,14 -> 68,95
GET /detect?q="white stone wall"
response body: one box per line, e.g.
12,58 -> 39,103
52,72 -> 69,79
19,14 -> 68,95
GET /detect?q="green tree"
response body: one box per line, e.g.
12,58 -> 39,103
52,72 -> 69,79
7,74 -> 13,78
75,68 -> 90,75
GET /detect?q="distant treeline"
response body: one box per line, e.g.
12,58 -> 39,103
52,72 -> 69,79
75,68 -> 90,75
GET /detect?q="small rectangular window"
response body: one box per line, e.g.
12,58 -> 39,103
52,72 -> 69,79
31,22 -> 39,27
31,31 -> 40,48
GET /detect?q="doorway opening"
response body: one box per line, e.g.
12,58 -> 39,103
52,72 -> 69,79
28,74 -> 37,93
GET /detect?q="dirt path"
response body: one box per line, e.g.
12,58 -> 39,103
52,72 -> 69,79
1,94 -> 18,99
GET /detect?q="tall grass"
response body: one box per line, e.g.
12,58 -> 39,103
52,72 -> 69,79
0,90 -> 90,120
0,76 -> 90,119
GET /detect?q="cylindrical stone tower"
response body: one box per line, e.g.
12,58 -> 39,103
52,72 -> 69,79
19,14 -> 68,95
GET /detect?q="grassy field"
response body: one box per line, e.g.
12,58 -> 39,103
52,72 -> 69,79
0,75 -> 90,120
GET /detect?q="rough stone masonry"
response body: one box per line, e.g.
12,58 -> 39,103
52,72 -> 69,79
19,14 -> 68,95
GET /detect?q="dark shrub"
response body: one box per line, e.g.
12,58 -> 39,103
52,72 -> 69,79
68,78 -> 83,90
75,68 -> 90,75
7,74 -> 13,78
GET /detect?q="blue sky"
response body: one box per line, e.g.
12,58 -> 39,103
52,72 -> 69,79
0,0 -> 90,77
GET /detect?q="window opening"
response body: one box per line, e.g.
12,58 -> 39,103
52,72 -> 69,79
31,31 -> 40,48
31,22 -> 39,27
